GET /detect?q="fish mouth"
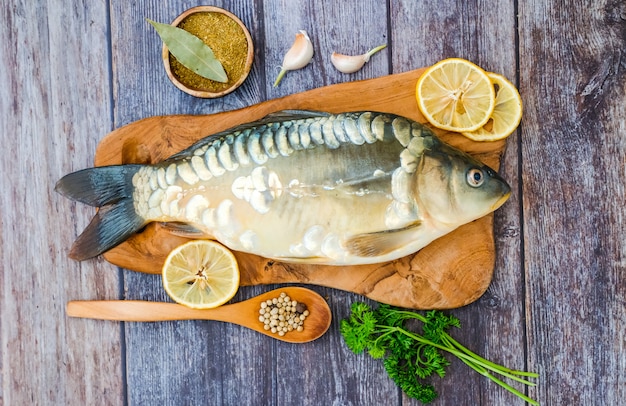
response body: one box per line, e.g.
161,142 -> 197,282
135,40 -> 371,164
491,191 -> 511,211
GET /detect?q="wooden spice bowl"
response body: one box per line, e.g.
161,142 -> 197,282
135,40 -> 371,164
162,6 -> 254,98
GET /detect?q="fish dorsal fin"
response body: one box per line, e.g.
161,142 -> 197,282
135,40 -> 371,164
260,110 -> 331,121
164,110 -> 331,161
213,110 -> 330,134
210,110 -> 331,134
344,221 -> 422,257
159,222 -> 212,238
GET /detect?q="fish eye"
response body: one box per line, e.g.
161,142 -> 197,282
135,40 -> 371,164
467,168 -> 485,187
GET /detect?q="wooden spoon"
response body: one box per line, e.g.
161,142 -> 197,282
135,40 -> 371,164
66,287 -> 332,343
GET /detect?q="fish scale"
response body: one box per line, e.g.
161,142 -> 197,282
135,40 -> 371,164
56,110 -> 510,264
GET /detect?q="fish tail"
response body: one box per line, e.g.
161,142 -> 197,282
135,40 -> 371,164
55,165 -> 146,260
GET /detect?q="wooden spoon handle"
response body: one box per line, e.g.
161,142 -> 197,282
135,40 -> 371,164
66,300 -> 232,322
67,287 -> 332,343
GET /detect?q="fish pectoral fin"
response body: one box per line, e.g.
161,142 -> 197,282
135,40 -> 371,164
344,222 -> 422,258
158,222 -> 212,238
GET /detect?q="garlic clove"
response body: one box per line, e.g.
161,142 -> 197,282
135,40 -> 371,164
274,30 -> 314,87
331,52 -> 367,74
282,30 -> 314,70
330,44 -> 387,74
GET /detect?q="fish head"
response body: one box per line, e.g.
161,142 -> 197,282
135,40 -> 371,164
416,142 -> 511,227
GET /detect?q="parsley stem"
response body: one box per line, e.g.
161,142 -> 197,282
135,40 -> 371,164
442,334 -> 539,379
443,342 -> 539,405
380,310 -> 539,378
390,326 -> 539,404
480,371 -> 540,406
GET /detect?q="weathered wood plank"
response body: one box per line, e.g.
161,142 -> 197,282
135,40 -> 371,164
262,1 -> 400,404
5,0 -> 625,405
391,0 -> 527,404
0,1 -> 123,405
109,1 -> 275,404
519,0 -> 626,404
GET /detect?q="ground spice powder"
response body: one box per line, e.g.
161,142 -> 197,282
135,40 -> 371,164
170,12 -> 249,93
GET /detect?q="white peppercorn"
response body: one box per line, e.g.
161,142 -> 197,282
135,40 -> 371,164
258,291 -> 310,336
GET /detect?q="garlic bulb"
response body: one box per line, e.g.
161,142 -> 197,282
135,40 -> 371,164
273,30 -> 314,87
331,44 -> 387,74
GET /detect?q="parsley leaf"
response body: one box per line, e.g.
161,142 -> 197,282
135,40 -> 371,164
339,302 -> 377,354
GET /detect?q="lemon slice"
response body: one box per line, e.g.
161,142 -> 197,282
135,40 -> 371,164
416,58 -> 496,132
462,72 -> 523,141
162,240 -> 240,309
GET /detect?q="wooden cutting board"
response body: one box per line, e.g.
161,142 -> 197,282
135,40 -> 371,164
94,67 -> 507,309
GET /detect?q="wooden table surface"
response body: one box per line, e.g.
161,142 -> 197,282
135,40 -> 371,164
2,1 -> 624,405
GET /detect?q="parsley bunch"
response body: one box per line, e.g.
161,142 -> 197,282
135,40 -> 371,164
340,302 -> 539,405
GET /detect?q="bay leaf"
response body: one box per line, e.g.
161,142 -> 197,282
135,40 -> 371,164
147,19 -> 228,83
